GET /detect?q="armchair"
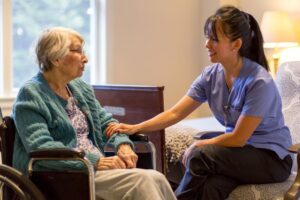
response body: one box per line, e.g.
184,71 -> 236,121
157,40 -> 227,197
227,58 -> 300,200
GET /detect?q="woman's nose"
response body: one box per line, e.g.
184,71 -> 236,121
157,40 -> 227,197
205,39 -> 210,48
83,55 -> 88,63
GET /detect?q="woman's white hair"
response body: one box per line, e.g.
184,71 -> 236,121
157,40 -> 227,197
35,27 -> 84,71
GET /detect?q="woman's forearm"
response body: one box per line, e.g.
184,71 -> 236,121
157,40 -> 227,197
136,95 -> 201,133
135,110 -> 182,133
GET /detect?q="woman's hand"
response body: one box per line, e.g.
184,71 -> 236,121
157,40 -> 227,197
117,144 -> 138,168
105,122 -> 120,138
106,123 -> 140,138
96,156 -> 127,170
182,141 -> 203,167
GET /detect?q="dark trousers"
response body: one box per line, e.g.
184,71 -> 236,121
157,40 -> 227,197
175,145 -> 292,200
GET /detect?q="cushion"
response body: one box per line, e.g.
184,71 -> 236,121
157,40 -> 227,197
165,124 -> 199,163
228,174 -> 295,200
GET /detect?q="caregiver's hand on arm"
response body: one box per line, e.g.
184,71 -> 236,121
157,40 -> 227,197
106,122 -> 139,138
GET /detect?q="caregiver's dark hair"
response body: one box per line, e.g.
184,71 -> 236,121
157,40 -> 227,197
204,6 -> 269,71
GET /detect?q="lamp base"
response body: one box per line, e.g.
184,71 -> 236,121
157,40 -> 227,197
273,56 -> 279,74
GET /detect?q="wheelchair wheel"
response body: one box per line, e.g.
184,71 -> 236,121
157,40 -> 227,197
0,164 -> 46,200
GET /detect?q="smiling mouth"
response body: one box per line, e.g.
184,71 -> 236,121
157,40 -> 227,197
208,52 -> 216,57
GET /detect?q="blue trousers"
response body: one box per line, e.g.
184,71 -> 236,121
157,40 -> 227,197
175,145 -> 292,200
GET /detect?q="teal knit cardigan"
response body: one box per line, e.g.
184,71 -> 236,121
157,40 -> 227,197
12,72 -> 133,174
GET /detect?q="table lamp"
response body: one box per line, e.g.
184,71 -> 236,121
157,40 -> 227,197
260,11 -> 298,73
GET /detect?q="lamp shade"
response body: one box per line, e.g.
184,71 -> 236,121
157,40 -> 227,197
260,11 -> 298,48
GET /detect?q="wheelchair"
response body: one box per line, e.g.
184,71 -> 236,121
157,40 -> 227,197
0,108 -> 156,200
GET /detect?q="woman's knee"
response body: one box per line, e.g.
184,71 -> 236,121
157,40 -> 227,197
193,144 -> 224,157
129,169 -> 165,183
145,169 -> 169,184
188,145 -> 224,175
130,169 -> 175,200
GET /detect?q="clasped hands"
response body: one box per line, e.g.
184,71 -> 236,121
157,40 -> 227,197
96,144 -> 138,170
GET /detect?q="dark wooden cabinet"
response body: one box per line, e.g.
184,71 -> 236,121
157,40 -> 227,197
93,85 -> 166,174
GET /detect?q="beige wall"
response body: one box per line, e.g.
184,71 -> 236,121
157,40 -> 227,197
239,0 -> 300,17
105,0 -> 219,118
239,0 -> 300,73
239,0 -> 300,41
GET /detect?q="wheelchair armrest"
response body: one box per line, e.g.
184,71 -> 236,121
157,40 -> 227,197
28,148 -> 96,200
129,133 -> 149,142
288,143 -> 300,154
29,148 -> 85,159
193,131 -> 224,140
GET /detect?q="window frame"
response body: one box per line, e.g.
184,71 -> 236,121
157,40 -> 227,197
0,0 -> 107,98
0,0 -> 13,97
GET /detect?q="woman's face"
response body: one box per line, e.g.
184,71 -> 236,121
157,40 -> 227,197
205,21 -> 237,64
57,35 -> 88,80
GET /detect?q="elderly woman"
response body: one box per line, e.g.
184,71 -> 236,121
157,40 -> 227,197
12,27 -> 176,200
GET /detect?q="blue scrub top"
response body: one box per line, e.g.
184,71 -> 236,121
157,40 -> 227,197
187,57 -> 292,159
